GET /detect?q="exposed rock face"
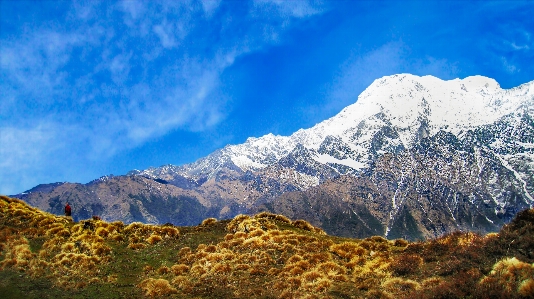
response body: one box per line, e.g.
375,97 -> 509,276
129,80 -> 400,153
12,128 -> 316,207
14,74 -> 534,240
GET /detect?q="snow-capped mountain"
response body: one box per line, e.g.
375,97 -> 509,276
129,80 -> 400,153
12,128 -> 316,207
136,74 -> 533,192
16,74 -> 534,240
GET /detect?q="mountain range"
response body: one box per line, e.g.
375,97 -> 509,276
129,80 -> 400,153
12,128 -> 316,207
13,74 -> 534,240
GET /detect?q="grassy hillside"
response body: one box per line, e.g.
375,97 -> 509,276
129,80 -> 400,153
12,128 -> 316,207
1,195 -> 533,298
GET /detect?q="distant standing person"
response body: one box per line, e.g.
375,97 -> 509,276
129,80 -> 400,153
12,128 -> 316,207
65,202 -> 72,217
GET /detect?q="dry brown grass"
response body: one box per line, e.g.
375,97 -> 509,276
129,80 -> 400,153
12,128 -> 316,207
389,253 -> 423,275
0,236 -> 35,271
480,257 -> 534,296
128,243 -> 146,250
201,217 -> 218,226
2,196 -> 534,298
137,278 -> 178,297
0,196 -> 131,289
147,234 -> 163,245
330,241 -> 366,259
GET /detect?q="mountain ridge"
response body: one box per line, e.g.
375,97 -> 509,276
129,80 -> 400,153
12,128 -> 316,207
12,74 -> 534,240
135,74 -> 533,182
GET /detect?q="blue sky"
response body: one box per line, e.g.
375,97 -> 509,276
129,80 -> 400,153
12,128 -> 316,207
1,0 -> 533,195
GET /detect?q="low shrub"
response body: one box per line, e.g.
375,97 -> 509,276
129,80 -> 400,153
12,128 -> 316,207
292,219 -> 316,232
479,257 -> 534,297
389,253 -> 423,275
201,218 -> 217,226
147,234 -> 163,245
137,278 -> 178,297
330,242 -> 365,259
171,264 -> 189,276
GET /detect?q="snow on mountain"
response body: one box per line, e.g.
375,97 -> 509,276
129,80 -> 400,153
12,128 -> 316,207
180,74 -> 534,175
133,74 -> 533,205
17,73 -> 534,240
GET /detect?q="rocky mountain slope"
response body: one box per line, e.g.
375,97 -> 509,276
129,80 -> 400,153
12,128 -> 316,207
13,74 -> 534,240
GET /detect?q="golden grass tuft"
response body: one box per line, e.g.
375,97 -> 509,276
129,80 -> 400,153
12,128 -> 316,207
171,264 -> 189,276
382,277 -> 420,294
212,262 -> 232,275
45,225 -> 70,238
234,264 -> 250,271
249,228 -> 265,237
61,242 -> 76,252
159,226 -> 179,238
254,211 -> 278,219
365,289 -> 394,299
178,247 -> 192,257
124,222 -> 151,236
275,214 -> 292,224
392,238 -> 409,247
204,244 -> 217,253
147,234 -> 163,245
389,253 -> 423,275
309,277 -> 332,293
157,266 -> 170,275
315,261 -> 346,277
303,252 -> 330,265
330,242 -> 366,259
189,264 -> 207,277
74,232 -> 104,244
287,254 -> 303,264
111,233 -> 124,242
201,217 -> 218,226
302,270 -> 323,283
95,227 -> 110,238
171,275 -> 193,293
233,231 -> 247,239
137,278 -> 178,297
519,279 -> 534,297
110,220 -> 124,228
291,219 -> 315,232
91,242 -> 111,256
480,257 -> 534,295
226,214 -> 251,232
128,243 -> 146,250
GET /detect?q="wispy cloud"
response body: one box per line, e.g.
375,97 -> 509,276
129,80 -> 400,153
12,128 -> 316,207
253,0 -> 325,18
201,0 -> 222,17
0,0 -> 325,194
500,57 -> 519,74
2,0 -> 530,196
478,3 -> 533,75
0,123 -> 66,195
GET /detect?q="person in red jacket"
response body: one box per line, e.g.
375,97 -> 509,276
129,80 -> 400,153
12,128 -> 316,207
65,202 -> 72,217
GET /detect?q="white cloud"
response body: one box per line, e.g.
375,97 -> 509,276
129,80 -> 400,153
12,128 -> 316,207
109,51 -> 133,83
510,42 -> 530,51
201,0 -> 222,17
0,29 -> 89,110
0,0 -> 326,194
120,0 -> 145,20
253,0 -> 325,18
153,20 -> 179,49
501,56 -> 519,74
0,123 -> 65,195
483,21 -> 532,75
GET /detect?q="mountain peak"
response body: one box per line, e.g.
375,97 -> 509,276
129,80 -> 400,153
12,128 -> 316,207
15,73 -> 534,241
174,74 -> 534,179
